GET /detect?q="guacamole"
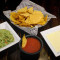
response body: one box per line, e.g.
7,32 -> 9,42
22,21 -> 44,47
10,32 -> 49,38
0,29 -> 14,48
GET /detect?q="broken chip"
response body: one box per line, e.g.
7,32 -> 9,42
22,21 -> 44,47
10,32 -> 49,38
22,34 -> 27,48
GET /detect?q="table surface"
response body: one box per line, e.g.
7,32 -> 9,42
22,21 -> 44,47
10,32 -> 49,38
0,0 -> 60,60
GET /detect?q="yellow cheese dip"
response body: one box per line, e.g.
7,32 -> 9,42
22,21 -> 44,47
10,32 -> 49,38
46,30 -> 60,52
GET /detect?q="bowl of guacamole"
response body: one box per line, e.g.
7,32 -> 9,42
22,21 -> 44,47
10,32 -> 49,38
0,22 -> 20,52
0,29 -> 14,48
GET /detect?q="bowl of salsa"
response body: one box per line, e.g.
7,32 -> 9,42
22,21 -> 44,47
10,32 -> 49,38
19,35 -> 43,60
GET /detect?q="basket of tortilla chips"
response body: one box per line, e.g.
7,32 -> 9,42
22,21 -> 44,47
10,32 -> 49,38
3,0 -> 56,35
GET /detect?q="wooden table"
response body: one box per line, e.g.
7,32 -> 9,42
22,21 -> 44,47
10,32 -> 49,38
0,0 -> 60,60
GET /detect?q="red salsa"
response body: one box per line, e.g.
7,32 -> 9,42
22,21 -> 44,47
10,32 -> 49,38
22,37 -> 41,53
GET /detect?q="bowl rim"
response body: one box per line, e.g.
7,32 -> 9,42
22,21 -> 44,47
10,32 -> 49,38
19,35 -> 43,55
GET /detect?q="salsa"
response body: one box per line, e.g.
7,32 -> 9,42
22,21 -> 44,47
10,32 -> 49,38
22,37 -> 41,53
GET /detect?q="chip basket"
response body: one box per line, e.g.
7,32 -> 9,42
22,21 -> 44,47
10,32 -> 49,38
3,0 -> 56,35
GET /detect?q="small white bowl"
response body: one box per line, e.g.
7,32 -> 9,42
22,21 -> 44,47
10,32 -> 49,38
0,21 -> 21,52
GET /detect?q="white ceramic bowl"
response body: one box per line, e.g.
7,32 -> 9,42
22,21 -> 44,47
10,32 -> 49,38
0,21 -> 21,52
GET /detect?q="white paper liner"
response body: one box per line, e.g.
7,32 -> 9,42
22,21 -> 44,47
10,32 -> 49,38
3,0 -> 56,35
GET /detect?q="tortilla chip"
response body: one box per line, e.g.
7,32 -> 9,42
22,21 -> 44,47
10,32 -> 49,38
25,17 -> 31,24
39,19 -> 45,23
17,6 -> 27,13
11,13 -> 19,19
20,22 -> 31,27
10,15 -> 20,24
20,13 -> 30,17
44,15 -> 48,22
19,18 -> 25,23
22,34 -> 27,48
31,25 -> 34,28
38,21 -> 46,25
10,12 -> 16,15
33,10 -> 44,18
27,7 -> 33,14
25,14 -> 43,24
19,15 -> 24,20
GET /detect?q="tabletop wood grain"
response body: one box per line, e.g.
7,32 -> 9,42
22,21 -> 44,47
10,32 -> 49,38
0,0 -> 60,60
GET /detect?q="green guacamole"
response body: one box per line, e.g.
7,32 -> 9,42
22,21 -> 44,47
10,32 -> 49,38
0,29 -> 14,48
